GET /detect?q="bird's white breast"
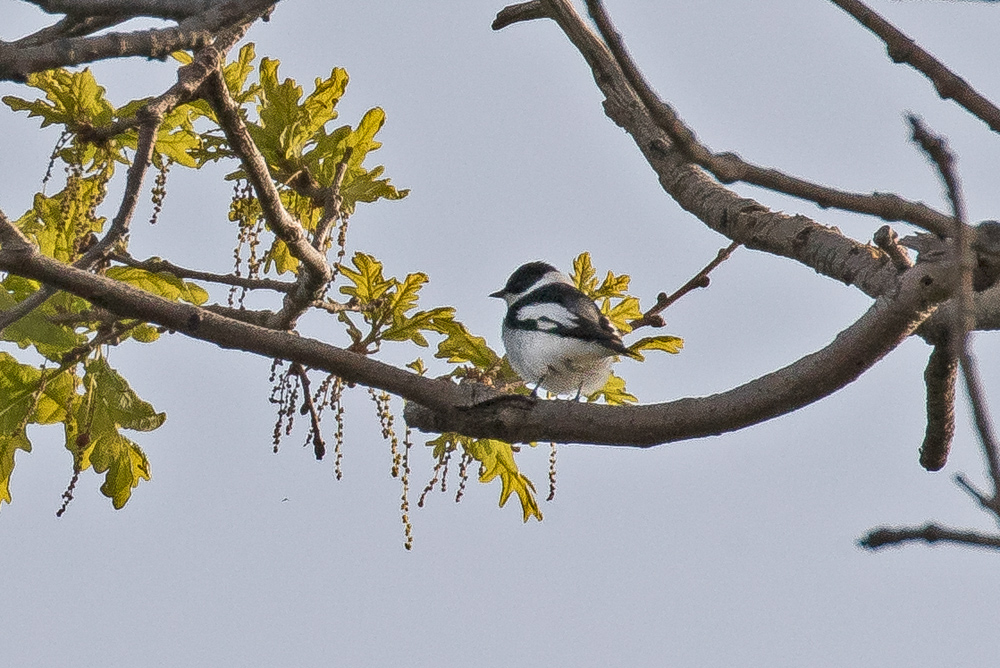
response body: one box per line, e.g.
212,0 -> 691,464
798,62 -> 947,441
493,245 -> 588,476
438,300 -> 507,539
502,326 -> 614,396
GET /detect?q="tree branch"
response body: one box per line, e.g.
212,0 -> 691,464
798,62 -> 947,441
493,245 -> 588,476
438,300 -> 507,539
830,0 -> 1000,136
26,0 -> 220,21
630,240 -> 740,330
0,0 -> 276,81
859,523 -> 1000,551
920,341 -> 957,471
580,0 -> 954,238
0,211 -> 953,447
497,0 -> 905,301
201,68 -> 331,330
961,349 -> 1000,503
112,252 -> 294,293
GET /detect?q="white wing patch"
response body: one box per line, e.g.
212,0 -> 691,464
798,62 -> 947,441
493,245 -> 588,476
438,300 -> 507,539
514,302 -> 578,330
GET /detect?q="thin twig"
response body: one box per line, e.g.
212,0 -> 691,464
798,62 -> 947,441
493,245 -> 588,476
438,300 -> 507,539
859,523 -> 1000,551
630,240 -> 740,330
953,473 -> 999,519
113,252 -> 295,292
291,362 -> 326,460
312,147 -> 353,252
961,350 -> 1000,502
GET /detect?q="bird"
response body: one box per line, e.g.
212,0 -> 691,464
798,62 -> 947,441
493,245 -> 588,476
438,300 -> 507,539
490,261 -> 639,397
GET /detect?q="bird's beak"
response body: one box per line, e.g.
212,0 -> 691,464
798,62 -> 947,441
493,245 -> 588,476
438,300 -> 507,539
489,289 -> 505,299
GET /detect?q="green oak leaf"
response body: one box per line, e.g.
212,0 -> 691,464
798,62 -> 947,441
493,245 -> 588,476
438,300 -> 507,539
628,335 -> 684,361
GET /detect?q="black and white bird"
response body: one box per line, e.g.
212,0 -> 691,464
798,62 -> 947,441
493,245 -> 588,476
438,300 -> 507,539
491,261 -> 639,397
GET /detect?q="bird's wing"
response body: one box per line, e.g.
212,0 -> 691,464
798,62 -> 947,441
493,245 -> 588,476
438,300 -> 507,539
509,283 -> 635,356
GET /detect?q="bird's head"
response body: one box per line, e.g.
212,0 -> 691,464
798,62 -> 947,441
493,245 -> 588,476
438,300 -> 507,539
490,261 -> 571,306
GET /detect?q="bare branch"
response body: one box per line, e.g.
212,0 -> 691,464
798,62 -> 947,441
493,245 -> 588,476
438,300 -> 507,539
201,68 -> 331,330
630,240 -> 740,330
578,0 -> 954,237
311,147 -> 352,252
492,1 -> 549,30
497,0 -> 906,300
920,342 -> 957,471
859,523 -> 1000,551
10,15 -> 126,49
953,473 -> 999,519
961,349 -> 1000,500
830,0 -> 1000,135
25,0 -> 219,21
0,0 -> 276,81
112,252 -> 294,293
290,362 -> 326,460
0,210 -> 954,447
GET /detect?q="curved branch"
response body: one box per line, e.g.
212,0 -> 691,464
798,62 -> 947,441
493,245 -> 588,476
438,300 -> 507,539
26,0 -> 219,20
497,0 -> 903,301
0,213 -> 952,448
830,0 -> 1000,136
0,0 -> 276,81
582,0 -> 954,237
406,261 -> 950,445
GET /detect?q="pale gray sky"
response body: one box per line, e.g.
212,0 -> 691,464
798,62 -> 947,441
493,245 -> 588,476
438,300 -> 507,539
2,1 -> 1000,666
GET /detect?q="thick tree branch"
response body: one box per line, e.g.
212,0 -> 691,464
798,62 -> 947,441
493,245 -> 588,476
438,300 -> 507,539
497,0 -> 904,301
0,211 -> 952,447
26,0 -> 219,21
830,0 -> 1000,136
581,0 -> 954,238
407,260 -> 951,445
0,0 -> 276,81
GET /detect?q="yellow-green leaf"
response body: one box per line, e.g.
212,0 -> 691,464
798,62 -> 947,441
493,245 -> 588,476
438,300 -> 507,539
628,335 -> 684,361
338,252 -> 393,304
105,267 -> 208,305
603,296 -> 642,333
588,372 -> 637,405
572,252 -> 599,296
464,438 -> 542,522
434,320 -> 501,370
265,239 -> 299,275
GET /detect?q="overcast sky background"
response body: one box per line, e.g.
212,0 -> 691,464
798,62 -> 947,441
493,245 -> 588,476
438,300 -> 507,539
3,1 -> 1000,666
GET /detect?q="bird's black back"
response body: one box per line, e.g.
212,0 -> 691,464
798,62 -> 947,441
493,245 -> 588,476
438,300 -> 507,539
507,282 -> 632,356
